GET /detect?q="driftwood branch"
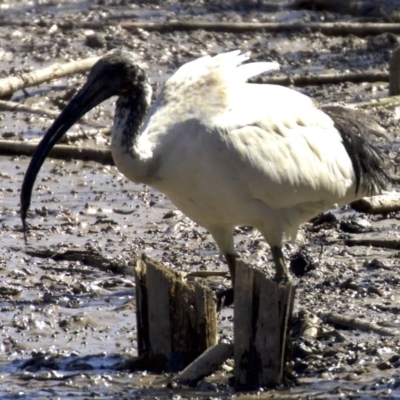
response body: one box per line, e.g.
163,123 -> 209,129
352,95 -> 400,109
120,21 -> 400,37
174,342 -> 233,386
24,246 -> 133,275
351,191 -> 400,214
57,127 -> 111,144
0,99 -> 106,130
0,140 -> 113,165
185,270 -> 228,279
0,99 -> 61,119
2,18 -> 400,37
0,56 -> 99,99
319,312 -> 398,337
345,235 -> 400,250
258,70 -> 388,87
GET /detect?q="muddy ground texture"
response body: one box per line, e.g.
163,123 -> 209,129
2,0 -> 400,399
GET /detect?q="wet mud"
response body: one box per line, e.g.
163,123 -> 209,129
1,0 -> 400,399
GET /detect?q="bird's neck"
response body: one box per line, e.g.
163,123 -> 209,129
111,81 -> 154,183
112,81 -> 152,156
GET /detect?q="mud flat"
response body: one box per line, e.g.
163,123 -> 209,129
1,0 -> 400,398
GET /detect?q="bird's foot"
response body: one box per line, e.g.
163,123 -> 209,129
216,287 -> 234,311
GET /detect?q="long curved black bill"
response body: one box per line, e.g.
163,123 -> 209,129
20,73 -> 115,242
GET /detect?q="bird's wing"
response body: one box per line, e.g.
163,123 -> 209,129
170,50 -> 279,84
211,83 -> 357,209
151,51 -> 280,125
145,52 -> 356,210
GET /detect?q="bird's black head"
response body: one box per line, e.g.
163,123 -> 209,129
20,49 -> 147,241
85,49 -> 147,98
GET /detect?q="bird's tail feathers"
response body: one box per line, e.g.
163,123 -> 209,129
322,105 -> 392,196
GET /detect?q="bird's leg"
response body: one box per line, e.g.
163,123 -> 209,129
216,253 -> 236,310
225,253 -> 236,286
271,246 -> 289,282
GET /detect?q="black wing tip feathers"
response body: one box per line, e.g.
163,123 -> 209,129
322,105 -> 393,196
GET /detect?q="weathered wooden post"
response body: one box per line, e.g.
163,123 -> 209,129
134,254 -> 217,372
234,260 -> 295,390
389,46 -> 400,96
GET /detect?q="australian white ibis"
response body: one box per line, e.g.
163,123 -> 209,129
21,49 -> 391,301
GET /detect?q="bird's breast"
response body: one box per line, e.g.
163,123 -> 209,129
110,133 -> 160,185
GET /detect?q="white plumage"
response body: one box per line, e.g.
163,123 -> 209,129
21,49 -> 390,301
